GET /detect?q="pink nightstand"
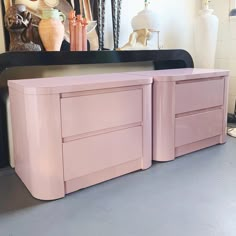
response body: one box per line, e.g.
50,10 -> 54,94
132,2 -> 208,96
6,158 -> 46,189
130,68 -> 230,162
8,68 -> 230,200
8,74 -> 152,200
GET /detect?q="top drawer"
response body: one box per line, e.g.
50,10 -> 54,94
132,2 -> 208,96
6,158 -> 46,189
61,88 -> 143,138
175,78 -> 224,114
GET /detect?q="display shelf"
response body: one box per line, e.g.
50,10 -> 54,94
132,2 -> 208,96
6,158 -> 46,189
0,50 -> 193,73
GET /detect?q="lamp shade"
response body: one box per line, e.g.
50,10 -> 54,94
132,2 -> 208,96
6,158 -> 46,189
131,5 -> 159,31
229,8 -> 236,16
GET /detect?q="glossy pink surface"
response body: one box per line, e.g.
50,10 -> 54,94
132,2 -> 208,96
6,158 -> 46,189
63,127 -> 142,181
175,78 -> 224,114
8,68 -> 230,200
65,159 -> 141,194
175,109 -> 223,147
61,88 -> 142,137
9,90 -> 64,200
129,68 -> 229,81
8,73 -> 153,94
130,68 -> 229,162
8,74 -> 152,200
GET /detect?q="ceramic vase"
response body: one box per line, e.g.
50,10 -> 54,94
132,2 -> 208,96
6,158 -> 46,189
39,9 -> 65,51
194,6 -> 219,68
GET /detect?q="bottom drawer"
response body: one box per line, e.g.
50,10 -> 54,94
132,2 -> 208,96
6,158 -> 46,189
175,109 -> 223,147
63,126 -> 142,181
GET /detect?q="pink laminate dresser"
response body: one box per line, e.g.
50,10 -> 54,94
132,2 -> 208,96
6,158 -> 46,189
131,68 -> 230,162
8,74 -> 153,200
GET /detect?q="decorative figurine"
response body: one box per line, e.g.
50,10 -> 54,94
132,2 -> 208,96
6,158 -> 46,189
118,28 -> 152,50
4,4 -> 41,51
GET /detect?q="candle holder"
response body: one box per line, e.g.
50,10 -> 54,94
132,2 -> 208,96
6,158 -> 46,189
97,0 -> 122,50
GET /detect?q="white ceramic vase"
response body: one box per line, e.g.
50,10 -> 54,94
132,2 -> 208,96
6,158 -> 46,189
194,7 -> 219,68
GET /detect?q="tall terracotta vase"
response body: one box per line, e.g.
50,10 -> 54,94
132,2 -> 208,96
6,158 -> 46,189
39,9 -> 65,51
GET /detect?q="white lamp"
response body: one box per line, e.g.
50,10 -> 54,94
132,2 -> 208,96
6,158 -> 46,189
131,0 -> 159,31
131,0 -> 160,49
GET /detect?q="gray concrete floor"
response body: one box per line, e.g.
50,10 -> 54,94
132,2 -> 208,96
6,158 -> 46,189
0,137 -> 236,236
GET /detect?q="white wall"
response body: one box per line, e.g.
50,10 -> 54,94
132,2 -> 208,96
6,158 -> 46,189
211,0 -> 236,113
105,0 -> 200,58
0,0 -> 200,75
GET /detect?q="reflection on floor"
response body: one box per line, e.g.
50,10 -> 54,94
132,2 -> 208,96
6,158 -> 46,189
0,137 -> 236,236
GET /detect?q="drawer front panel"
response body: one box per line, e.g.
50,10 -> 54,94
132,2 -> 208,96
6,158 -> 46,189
175,109 -> 223,147
175,78 -> 224,114
63,126 -> 142,181
61,89 -> 142,138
